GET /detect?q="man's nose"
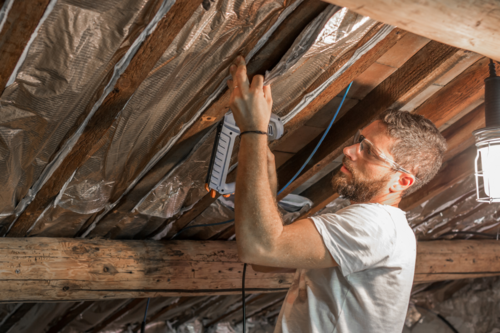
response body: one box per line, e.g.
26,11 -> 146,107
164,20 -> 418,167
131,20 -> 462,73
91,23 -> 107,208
343,143 -> 358,161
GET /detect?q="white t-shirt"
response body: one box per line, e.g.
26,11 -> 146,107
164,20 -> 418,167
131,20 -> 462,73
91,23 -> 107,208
274,203 -> 416,333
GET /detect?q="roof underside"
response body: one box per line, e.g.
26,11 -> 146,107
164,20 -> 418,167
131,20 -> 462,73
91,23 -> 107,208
0,0 -> 499,331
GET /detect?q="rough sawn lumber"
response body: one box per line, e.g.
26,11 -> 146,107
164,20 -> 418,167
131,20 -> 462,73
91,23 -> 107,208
0,238 -> 499,301
0,238 -> 292,302
0,0 -> 51,93
324,0 -> 500,62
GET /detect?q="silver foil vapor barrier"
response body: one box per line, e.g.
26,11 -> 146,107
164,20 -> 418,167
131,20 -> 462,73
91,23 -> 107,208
40,0 -> 301,238
0,0 -> 167,233
98,6 -> 389,240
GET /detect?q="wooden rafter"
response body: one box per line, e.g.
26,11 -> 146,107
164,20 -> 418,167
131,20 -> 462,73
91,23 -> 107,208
275,42 -> 466,199
400,146 -> 475,211
44,301 -> 94,333
0,303 -> 35,333
324,0 -> 500,62
0,0 -> 51,93
6,0 -> 203,237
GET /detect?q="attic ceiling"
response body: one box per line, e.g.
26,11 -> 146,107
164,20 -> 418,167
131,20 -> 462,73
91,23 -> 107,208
0,0 -> 499,332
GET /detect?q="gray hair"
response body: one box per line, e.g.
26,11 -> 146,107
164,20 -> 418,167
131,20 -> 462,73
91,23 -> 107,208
379,110 -> 447,197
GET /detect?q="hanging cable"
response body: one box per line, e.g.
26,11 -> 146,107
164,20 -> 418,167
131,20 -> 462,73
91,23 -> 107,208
277,81 -> 353,195
241,81 -> 353,329
140,298 -> 151,333
242,263 -> 247,332
415,305 -> 459,333
171,82 -> 353,331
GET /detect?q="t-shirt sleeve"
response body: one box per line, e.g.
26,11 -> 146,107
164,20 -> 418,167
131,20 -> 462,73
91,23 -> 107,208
310,205 -> 396,277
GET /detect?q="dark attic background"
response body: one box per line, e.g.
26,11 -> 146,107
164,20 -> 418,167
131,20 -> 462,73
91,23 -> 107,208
0,0 -> 499,332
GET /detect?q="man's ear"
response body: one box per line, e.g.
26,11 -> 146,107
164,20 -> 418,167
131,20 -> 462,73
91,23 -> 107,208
389,174 -> 414,193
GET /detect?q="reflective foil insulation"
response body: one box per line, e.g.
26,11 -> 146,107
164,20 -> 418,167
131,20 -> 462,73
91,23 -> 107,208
0,0 -> 166,231
81,5 -> 391,240
23,0 -> 300,237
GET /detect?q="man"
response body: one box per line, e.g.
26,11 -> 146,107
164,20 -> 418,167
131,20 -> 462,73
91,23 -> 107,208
228,55 -> 447,332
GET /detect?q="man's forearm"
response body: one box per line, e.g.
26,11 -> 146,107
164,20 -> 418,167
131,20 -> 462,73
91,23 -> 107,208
235,134 -> 283,261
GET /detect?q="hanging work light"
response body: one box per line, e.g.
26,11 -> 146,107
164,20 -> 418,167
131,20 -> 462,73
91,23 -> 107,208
474,59 -> 500,203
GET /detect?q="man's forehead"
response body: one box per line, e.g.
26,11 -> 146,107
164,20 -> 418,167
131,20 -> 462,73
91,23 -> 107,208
361,120 -> 395,154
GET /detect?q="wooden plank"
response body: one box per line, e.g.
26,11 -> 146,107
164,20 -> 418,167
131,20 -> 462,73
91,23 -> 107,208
415,57 -> 496,129
0,238 -> 498,301
399,146 -> 475,211
88,299 -> 144,333
414,240 -> 500,283
270,26 -> 405,150
6,0 -> 203,237
0,238 -> 292,301
0,0 -> 51,93
45,301 -> 94,333
160,26 -> 406,239
276,42 -> 463,199
0,303 -> 35,333
441,103 -> 484,162
323,0 -> 500,62
131,297 -> 195,332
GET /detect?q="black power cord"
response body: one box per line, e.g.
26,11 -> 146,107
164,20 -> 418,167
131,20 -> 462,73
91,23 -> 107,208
160,80 -> 353,331
140,298 -> 151,333
242,263 -> 247,332
415,305 -> 459,333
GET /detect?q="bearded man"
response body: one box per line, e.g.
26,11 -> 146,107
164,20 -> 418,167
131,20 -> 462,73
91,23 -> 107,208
228,56 -> 447,333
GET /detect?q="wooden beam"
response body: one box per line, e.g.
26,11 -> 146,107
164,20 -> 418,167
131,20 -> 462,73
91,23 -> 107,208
6,0 -> 203,237
441,103 -> 484,162
414,240 -> 500,283
415,57 -> 497,129
0,238 -> 498,301
399,145 -> 475,211
160,25 -> 406,240
0,238 -> 292,301
0,0 -> 51,93
0,303 -> 35,333
45,301 -> 94,333
323,0 -> 500,62
88,298 -> 144,333
276,42 -> 463,199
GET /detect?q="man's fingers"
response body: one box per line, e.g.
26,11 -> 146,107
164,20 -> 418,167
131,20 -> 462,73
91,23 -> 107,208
232,55 -> 249,93
263,85 -> 273,107
251,75 -> 264,92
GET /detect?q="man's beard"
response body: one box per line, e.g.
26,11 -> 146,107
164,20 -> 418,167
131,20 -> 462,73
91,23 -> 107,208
331,157 -> 391,203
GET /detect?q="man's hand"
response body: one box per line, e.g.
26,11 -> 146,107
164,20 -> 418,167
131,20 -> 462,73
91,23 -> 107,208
228,56 -> 273,132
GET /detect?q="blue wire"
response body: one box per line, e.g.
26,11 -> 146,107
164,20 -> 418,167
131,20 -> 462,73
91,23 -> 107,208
277,81 -> 353,195
173,81 -> 353,238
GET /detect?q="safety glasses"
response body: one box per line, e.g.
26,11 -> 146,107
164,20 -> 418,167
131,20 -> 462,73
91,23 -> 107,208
353,130 -> 419,181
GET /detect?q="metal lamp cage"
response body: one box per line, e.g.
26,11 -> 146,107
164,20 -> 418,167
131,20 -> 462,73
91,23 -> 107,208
474,127 -> 500,203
